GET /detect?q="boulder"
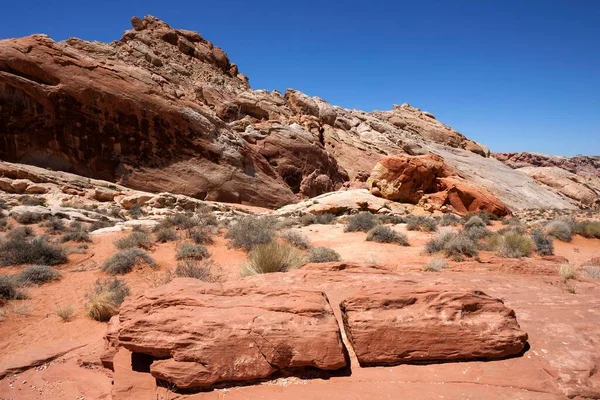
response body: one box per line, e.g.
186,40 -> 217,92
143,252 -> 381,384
432,177 -> 511,217
341,287 -> 528,366
94,188 -> 117,202
111,278 -> 347,390
284,89 -> 320,117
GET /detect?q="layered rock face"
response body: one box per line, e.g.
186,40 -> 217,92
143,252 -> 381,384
341,287 -> 528,366
111,278 -> 347,389
0,15 -> 579,210
367,154 -> 511,216
494,152 -> 600,178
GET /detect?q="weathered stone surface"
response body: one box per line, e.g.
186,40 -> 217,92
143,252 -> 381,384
112,278 -> 347,389
93,188 -> 117,202
341,287 -> 528,366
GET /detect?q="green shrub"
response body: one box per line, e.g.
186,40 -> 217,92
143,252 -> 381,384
102,248 -> 156,275
281,231 -> 312,249
423,258 -> 447,272
497,232 -> 534,258
406,216 -> 438,232
16,265 -> 62,285
463,216 -> 486,230
176,243 -> 209,260
41,217 -> 66,234
115,231 -> 152,250
15,211 -> 45,225
425,228 -> 456,254
306,247 -> 341,263
19,195 -> 46,206
154,227 -> 178,243
532,230 -> 554,256
545,219 -> 573,242
225,216 -> 274,251
440,213 -> 461,226
444,234 -> 478,260
176,259 -> 220,282
0,235 -> 67,266
241,242 -> 303,276
344,212 -> 379,232
366,225 -> 408,245
575,220 -> 600,239
86,278 -> 130,321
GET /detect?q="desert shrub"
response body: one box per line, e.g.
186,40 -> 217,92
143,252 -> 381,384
574,220 -> 600,239
0,235 -> 67,266
176,243 -> 209,260
440,213 -> 461,226
19,195 -> 46,206
583,265 -> 600,279
115,231 -> 152,250
0,275 -> 24,302
41,217 -> 66,234
274,218 -> 298,230
0,217 -> 7,231
423,258 -> 447,272
444,234 -> 478,260
425,228 -> 456,254
306,247 -> 341,263
55,305 -> 74,322
281,230 -> 312,249
301,213 -> 336,226
15,211 -> 45,225
176,259 -> 220,282
154,227 -> 178,243
558,263 -> 576,280
300,213 -> 317,226
497,225 -> 526,235
127,204 -> 144,219
6,226 -> 33,240
16,265 -> 61,285
532,230 -> 554,256
377,214 -> 406,225
90,219 -> 117,231
406,216 -> 438,232
189,228 -> 214,245
366,225 -> 408,245
463,216 -> 486,230
86,278 -> 130,321
241,242 -> 303,276
225,216 -> 274,251
60,223 -> 91,243
463,225 -> 493,241
496,232 -> 534,258
0,199 -> 7,210
345,212 -> 379,233
102,248 -> 156,275
463,211 -> 494,225
545,219 -> 573,242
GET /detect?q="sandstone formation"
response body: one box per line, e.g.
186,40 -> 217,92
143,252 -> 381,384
109,278 -> 347,390
367,154 -> 511,216
0,15 -> 580,211
494,152 -> 600,178
341,287 -> 528,366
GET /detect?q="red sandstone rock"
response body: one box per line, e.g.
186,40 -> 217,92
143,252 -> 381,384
112,278 -> 347,390
341,287 -> 528,366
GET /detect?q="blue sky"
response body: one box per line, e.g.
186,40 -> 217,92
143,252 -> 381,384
2,0 -> 599,156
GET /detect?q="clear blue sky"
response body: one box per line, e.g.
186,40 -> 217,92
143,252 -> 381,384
2,0 -> 599,156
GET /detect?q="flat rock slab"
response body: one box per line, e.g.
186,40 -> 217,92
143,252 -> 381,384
341,287 -> 528,366
114,278 -> 347,390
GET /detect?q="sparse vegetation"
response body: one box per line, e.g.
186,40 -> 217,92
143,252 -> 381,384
16,265 -> 62,285
154,226 -> 178,243
0,275 -> 24,303
60,222 -> 91,243
0,217 -> 8,231
406,216 -> 438,232
281,230 -> 312,249
127,204 -> 144,219
532,230 -> 554,256
558,263 -> 577,280
444,234 -> 478,260
102,248 -> 156,275
41,217 -> 66,234
545,219 -> 573,242
366,225 -> 409,245
241,242 -> 303,276
0,234 -> 67,266
377,214 -> 406,225
300,213 -> 336,226
306,247 -> 341,263
574,220 -> 600,239
440,213 -> 461,227
176,242 -> 209,260
15,211 -> 45,225
176,259 -> 221,282
19,195 -> 46,206
423,258 -> 447,272
425,228 -> 457,254
463,211 -> 495,225
189,228 -> 214,245
345,212 -> 379,232
225,216 -> 274,251
463,216 -> 486,230
86,278 -> 130,321
55,305 -> 74,322
496,232 -> 534,258
115,231 -> 152,250
6,226 -> 33,240
90,219 -> 117,231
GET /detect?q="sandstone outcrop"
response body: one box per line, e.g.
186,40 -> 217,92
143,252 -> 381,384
494,152 -> 600,178
341,287 -> 528,366
109,278 -> 347,390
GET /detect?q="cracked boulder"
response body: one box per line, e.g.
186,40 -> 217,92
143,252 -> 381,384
110,278 -> 347,390
341,287 -> 528,366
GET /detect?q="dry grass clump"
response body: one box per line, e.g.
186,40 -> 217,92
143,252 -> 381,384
574,220 -> 600,239
545,219 -> 573,242
16,265 -> 61,285
344,212 -> 379,233
377,214 -> 406,225
189,228 -> 214,245
241,242 -> 303,276
115,231 -> 152,250
440,213 -> 461,226
406,216 -> 438,232
86,278 -> 130,321
300,213 -> 336,226
463,211 -> 495,225
60,222 -> 91,243
102,248 -> 156,275
176,259 -> 221,282
463,216 -> 487,230
444,234 -> 478,261
41,217 -> 66,234
496,232 -> 534,258
15,211 -> 45,225
176,243 -> 210,260
0,275 -> 25,304
366,225 -> 409,246
424,228 -> 457,254
306,247 -> 341,263
55,305 -> 74,322
281,230 -> 312,250
423,258 -> 447,272
0,234 -> 67,266
154,226 -> 178,243
225,216 -> 274,251
531,229 -> 554,256
558,263 -> 577,280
